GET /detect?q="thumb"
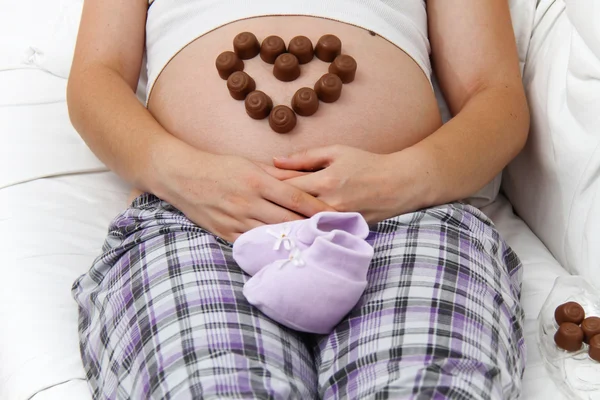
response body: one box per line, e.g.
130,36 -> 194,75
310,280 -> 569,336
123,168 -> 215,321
273,147 -> 335,171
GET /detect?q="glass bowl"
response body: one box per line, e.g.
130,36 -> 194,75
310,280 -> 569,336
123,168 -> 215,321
538,276 -> 600,400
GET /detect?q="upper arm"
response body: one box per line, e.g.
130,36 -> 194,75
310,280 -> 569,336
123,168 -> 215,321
427,0 -> 525,115
70,0 -> 147,91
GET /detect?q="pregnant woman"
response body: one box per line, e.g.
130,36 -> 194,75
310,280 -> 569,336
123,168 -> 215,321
68,1 -> 529,398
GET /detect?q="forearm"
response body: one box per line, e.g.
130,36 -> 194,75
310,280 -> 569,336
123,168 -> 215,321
67,64 -> 205,196
393,86 -> 530,209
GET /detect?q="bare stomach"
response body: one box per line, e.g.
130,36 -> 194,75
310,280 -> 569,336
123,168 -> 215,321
148,16 -> 442,164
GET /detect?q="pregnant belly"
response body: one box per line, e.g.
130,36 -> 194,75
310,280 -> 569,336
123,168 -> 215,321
147,16 -> 442,164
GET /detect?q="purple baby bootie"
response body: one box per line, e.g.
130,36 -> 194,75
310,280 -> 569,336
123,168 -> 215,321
233,211 -> 370,276
242,229 -> 374,334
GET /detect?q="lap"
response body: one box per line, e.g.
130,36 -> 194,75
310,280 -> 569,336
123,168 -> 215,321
73,195 -> 524,400
316,203 -> 525,399
73,194 -> 317,399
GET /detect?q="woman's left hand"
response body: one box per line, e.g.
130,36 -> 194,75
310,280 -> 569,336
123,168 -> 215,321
272,145 -> 409,224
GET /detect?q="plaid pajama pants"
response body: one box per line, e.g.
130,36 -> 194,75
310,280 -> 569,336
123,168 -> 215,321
72,194 -> 525,399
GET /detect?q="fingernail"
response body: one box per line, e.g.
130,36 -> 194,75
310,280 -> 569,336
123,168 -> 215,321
273,156 -> 287,161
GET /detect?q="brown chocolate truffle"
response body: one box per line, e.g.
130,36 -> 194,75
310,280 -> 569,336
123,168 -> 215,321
273,53 -> 301,82
260,35 -> 287,64
292,87 -> 319,117
329,54 -> 357,83
315,34 -> 342,62
554,322 -> 584,351
233,32 -> 260,60
555,302 -> 586,325
590,335 -> 600,362
227,71 -> 256,100
269,105 -> 297,133
215,51 -> 244,80
288,36 -> 314,64
581,317 -> 600,344
314,73 -> 343,103
245,91 -> 273,120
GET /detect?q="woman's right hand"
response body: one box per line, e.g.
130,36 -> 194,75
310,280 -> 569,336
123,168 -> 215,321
154,146 -> 335,242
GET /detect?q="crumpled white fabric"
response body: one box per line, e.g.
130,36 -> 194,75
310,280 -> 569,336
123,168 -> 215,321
503,0 -> 600,289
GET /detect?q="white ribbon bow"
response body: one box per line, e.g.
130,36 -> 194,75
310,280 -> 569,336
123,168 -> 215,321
266,224 -> 296,251
277,247 -> 306,268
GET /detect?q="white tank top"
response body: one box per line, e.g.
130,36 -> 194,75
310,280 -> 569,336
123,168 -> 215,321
145,0 -> 431,98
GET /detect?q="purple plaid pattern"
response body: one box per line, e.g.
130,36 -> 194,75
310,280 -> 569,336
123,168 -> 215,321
315,205 -> 525,399
73,194 -> 525,399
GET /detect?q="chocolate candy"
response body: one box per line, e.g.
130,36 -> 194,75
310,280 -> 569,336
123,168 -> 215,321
329,54 -> 357,83
260,35 -> 286,64
269,105 -> 297,133
233,32 -> 260,59
273,53 -> 301,82
555,302 -> 586,325
215,51 -> 244,80
314,73 -> 343,103
227,71 -> 256,100
315,34 -> 342,62
245,91 -> 273,120
581,317 -> 600,344
288,36 -> 314,64
554,322 -> 584,351
590,335 -> 600,362
292,87 -> 319,116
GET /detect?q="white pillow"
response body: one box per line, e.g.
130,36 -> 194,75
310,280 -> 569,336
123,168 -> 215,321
0,1 -> 61,71
0,97 -> 107,189
0,0 -> 106,189
503,0 -> 600,288
22,0 -> 83,79
0,69 -> 67,106
0,0 -> 82,78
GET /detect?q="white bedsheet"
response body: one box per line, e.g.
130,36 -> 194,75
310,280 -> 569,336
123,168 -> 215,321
0,173 -> 129,400
0,170 -> 570,400
481,197 -> 570,400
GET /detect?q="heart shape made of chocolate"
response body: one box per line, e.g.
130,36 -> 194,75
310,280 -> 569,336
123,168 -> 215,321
215,32 -> 358,133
